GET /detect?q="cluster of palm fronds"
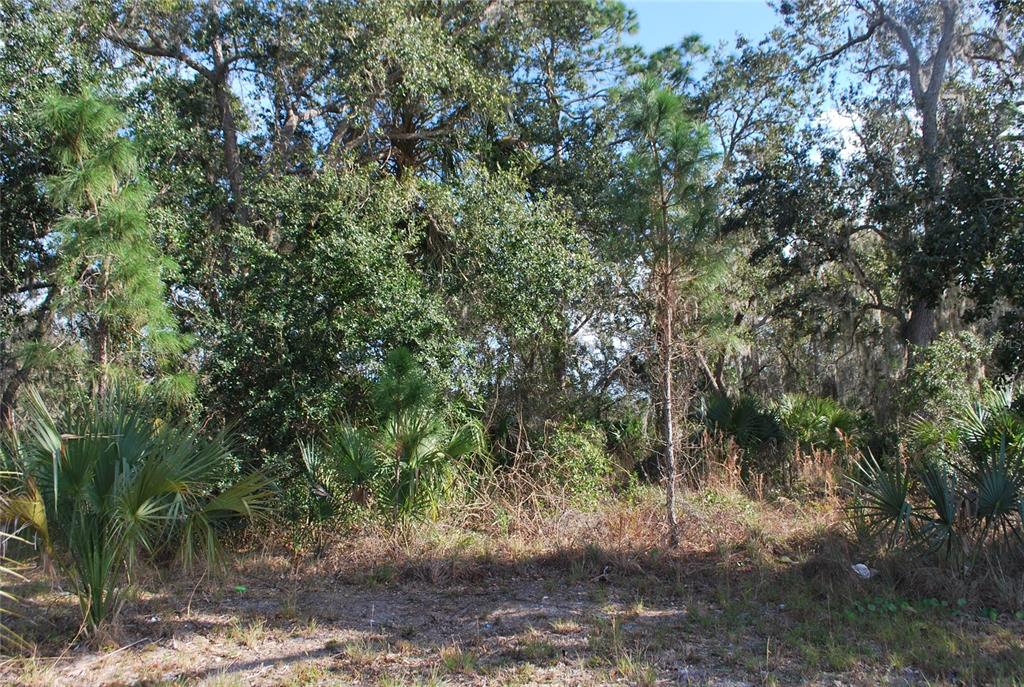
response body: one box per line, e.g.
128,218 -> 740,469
776,394 -> 864,452
907,386 -> 1024,469
1,478 -> 29,651
851,388 -> 1024,566
696,394 -> 784,452
302,349 -> 484,522
696,393 -> 865,454
0,388 -> 270,630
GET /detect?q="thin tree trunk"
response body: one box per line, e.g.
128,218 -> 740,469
544,38 -> 563,166
211,40 -> 247,226
207,0 -> 246,225
0,374 -> 25,432
94,318 -> 109,398
94,247 -> 111,397
660,270 -> 679,548
648,127 -> 679,548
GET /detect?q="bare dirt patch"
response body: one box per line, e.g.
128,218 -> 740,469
3,489 -> 1023,686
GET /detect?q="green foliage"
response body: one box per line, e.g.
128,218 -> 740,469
39,90 -> 191,397
3,1 -> 1022,561
208,170 -> 454,457
697,394 -> 784,452
850,439 -> 1024,566
901,332 -> 990,419
423,168 -> 596,343
541,420 -> 615,502
948,388 -> 1024,468
204,163 -> 594,460
908,386 -> 1024,471
850,452 -> 915,549
616,75 -> 720,261
776,394 -> 863,452
888,386 -> 1024,567
0,387 -> 270,630
602,408 -> 656,474
303,349 -> 484,522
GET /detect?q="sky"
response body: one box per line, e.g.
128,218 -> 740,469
625,0 -> 780,52
624,0 -> 857,149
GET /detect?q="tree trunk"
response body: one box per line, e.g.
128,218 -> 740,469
210,28 -> 247,226
0,375 -> 24,432
905,298 -> 936,349
94,317 -> 109,398
660,270 -> 679,548
214,82 -> 244,219
544,38 -> 563,167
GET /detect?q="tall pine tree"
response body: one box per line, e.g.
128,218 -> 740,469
40,91 -> 191,400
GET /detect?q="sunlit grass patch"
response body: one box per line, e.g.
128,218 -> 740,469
224,617 -> 268,648
438,642 -> 479,674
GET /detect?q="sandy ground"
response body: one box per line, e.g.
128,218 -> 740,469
2,560 -> 994,687
4,492 -> 1023,686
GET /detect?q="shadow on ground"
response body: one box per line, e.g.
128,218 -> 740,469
5,527 -> 1024,686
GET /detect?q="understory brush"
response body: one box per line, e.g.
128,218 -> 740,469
7,462 -> 1024,684
0,387 -> 271,632
253,450 -> 1024,621
849,387 -> 1024,588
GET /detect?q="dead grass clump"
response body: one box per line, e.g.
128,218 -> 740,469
300,475 -> 852,597
792,446 -> 842,497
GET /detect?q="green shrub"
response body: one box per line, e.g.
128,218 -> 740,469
696,393 -> 784,451
0,388 -> 270,630
302,348 -> 484,522
695,394 -> 787,479
601,407 -> 656,473
542,420 -> 614,502
950,387 -> 1024,467
908,386 -> 1024,470
776,394 -> 863,452
847,401 -> 1024,565
851,433 -> 1024,568
901,331 -> 990,419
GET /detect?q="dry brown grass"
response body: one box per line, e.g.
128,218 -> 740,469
4,459 -> 1024,686
298,477 -> 837,593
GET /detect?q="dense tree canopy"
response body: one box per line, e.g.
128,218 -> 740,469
1,0 -> 1022,508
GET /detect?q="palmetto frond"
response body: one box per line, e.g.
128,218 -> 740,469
0,472 -> 31,651
1,387 -> 269,629
918,461 -> 959,558
949,387 -> 1024,467
302,349 -> 484,522
968,441 -> 1022,534
849,452 -> 913,549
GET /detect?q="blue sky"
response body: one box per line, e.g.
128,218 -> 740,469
625,0 -> 780,52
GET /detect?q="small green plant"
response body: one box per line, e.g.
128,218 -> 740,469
439,642 -> 478,674
341,637 -> 387,667
542,420 -> 614,502
850,437 -> 1023,566
517,626 -> 559,662
303,348 -> 484,521
226,617 -> 268,647
1,387 -> 270,630
614,651 -> 657,686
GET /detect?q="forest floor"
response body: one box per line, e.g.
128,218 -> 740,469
3,485 -> 1024,686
